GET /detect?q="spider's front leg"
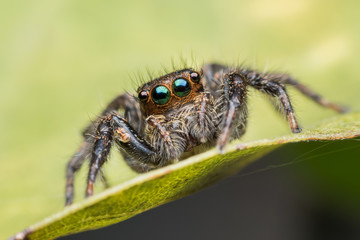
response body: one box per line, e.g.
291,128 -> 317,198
85,112 -> 156,198
65,93 -> 141,206
85,117 -> 113,197
85,113 -> 187,199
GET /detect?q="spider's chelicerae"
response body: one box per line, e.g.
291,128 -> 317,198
65,63 -> 347,206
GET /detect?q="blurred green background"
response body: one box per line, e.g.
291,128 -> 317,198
0,0 -> 359,238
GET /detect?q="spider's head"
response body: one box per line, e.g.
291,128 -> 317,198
137,68 -> 204,116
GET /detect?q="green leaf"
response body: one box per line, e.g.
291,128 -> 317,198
10,112 -> 360,240
2,1 -> 360,239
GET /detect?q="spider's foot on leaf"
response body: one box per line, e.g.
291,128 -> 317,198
217,144 -> 226,154
292,127 -> 302,134
339,106 -> 350,114
8,228 -> 32,240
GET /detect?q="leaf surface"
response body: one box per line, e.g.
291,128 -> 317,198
11,112 -> 360,240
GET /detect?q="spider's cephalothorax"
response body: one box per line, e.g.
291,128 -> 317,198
65,63 -> 347,206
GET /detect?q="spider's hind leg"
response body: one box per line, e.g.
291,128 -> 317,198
269,74 -> 349,113
246,72 -> 302,133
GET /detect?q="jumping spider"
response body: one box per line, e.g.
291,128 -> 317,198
65,63 -> 347,206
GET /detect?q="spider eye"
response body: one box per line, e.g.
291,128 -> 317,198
172,78 -> 191,97
190,71 -> 201,83
151,85 -> 170,105
138,91 -> 149,102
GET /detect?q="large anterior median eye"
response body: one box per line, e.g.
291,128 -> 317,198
151,85 -> 170,105
172,78 -> 191,97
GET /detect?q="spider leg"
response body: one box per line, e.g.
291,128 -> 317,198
83,93 -> 143,137
102,93 -> 143,132
65,93 -> 142,206
217,72 -> 248,153
202,63 -> 226,94
65,141 -> 92,206
246,72 -> 301,133
86,119 -> 113,197
85,112 -> 167,198
99,170 -> 110,189
268,74 -> 349,113
69,110 -> 185,202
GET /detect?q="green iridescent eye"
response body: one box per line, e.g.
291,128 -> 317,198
172,78 -> 191,97
151,85 -> 170,105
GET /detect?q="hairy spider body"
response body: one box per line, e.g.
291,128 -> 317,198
65,63 -> 347,206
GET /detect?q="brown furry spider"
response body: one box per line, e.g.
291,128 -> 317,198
65,63 -> 347,206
